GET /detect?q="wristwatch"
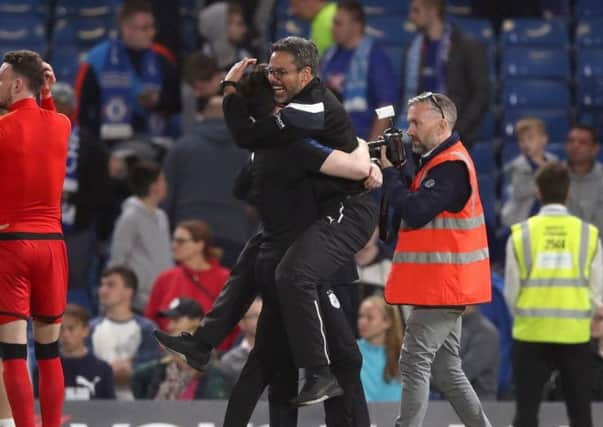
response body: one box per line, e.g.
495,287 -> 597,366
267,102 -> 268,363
219,79 -> 238,94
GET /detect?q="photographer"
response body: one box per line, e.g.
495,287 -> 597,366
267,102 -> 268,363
380,92 -> 492,427
157,36 -> 381,407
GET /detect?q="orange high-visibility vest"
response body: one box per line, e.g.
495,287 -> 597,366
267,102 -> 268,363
385,141 -> 491,306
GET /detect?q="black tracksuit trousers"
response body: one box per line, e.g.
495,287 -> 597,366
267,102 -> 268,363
222,251 -> 369,427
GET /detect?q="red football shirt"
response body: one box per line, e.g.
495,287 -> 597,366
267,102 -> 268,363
0,98 -> 71,234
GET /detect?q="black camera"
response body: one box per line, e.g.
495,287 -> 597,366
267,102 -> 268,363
367,127 -> 408,167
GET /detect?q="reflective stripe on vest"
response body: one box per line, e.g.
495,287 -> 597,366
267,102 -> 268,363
511,215 -> 598,344
393,247 -> 489,264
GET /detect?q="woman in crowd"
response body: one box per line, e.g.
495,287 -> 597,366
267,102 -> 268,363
357,295 -> 404,402
145,219 -> 237,350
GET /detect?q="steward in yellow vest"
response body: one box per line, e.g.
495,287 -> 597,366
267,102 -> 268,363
504,162 -> 603,427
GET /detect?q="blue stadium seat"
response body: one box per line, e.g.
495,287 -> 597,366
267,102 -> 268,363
547,142 -> 567,160
576,18 -> 603,48
577,78 -> 603,109
447,0 -> 472,16
478,111 -> 495,142
501,80 -> 570,109
454,17 -> 495,46
275,16 -> 310,40
0,15 -> 46,53
381,44 -> 404,94
365,16 -> 416,47
75,17 -> 111,50
576,0 -> 603,18
502,109 -> 570,142
361,0 -> 409,15
52,47 -> 81,84
576,48 -> 603,79
0,0 -> 38,14
501,18 -> 568,48
500,47 -> 570,80
470,144 -> 496,175
477,175 -> 497,228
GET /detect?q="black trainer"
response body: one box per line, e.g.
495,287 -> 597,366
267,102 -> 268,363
153,330 -> 211,372
290,371 -> 343,407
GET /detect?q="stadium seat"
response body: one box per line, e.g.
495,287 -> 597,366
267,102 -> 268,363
365,15 -> 416,47
0,0 -> 38,14
0,15 -> 46,53
547,142 -> 567,160
454,17 -> 495,46
275,16 -> 310,40
500,18 -> 568,48
75,17 -> 111,50
575,17 -> 603,48
52,47 -> 81,84
470,143 -> 496,175
500,47 -> 570,80
478,111 -> 495,142
501,143 -> 520,166
577,78 -> 603,109
477,174 -> 497,228
576,48 -> 603,79
361,0 -> 409,15
447,0 -> 472,16
381,44 -> 404,94
575,0 -> 603,18
501,80 -> 570,109
502,109 -> 570,142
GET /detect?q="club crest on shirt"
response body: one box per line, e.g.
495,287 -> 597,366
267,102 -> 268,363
423,178 -> 436,188
328,291 -> 341,309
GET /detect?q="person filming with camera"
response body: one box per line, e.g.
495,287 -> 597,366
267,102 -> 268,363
379,92 -> 492,427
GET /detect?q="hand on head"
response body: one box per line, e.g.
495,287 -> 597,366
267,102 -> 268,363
41,62 -> 56,99
224,58 -> 258,83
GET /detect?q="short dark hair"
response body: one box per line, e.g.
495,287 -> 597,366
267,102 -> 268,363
271,37 -> 319,76
3,50 -> 44,95
182,52 -> 219,86
570,123 -> 599,144
128,161 -> 162,197
535,162 -> 570,204
101,265 -> 138,295
64,304 -> 91,326
339,1 -> 366,28
118,0 -> 153,23
238,63 -> 275,119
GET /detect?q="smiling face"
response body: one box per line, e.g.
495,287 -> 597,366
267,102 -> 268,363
267,51 -> 312,104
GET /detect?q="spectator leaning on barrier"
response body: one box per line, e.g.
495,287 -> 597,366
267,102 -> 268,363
380,92 -> 492,427
504,162 -> 603,427
404,0 -> 489,149
320,1 -> 398,141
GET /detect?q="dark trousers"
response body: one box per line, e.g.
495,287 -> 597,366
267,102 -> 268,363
222,252 -> 370,427
513,339 -> 593,427
275,192 -> 377,369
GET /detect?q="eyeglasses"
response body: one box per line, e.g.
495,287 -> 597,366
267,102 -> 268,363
264,66 -> 303,79
172,237 -> 194,245
416,91 -> 445,119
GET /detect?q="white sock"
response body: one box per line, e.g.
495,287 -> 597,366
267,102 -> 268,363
0,418 -> 15,427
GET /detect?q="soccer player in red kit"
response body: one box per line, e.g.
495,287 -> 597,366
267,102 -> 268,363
0,50 -> 70,427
